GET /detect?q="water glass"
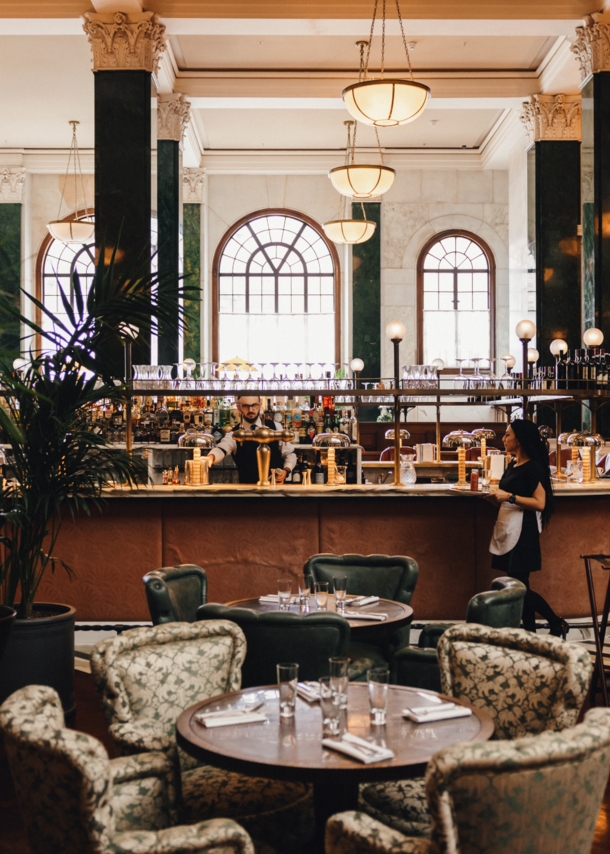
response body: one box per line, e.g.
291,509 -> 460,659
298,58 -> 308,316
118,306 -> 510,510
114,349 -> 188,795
368,667 -> 389,725
277,577 -> 293,612
314,581 -> 329,611
297,573 -> 311,614
319,676 -> 341,737
329,656 -> 349,709
277,662 -> 299,718
333,575 -> 348,615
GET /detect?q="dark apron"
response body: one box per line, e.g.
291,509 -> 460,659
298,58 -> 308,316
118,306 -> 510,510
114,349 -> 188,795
233,420 -> 284,484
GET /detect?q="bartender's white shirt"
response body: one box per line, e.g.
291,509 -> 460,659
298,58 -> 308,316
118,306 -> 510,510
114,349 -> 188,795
209,416 -> 297,471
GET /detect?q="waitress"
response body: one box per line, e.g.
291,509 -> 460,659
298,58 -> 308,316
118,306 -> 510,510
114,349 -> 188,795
489,418 -> 568,638
206,395 -> 296,484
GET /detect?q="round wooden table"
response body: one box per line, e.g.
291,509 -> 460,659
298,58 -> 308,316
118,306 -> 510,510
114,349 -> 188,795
224,595 -> 413,634
176,682 -> 493,850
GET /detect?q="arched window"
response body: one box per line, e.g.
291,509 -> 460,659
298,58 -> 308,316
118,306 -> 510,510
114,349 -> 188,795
213,209 -> 340,367
417,230 -> 495,366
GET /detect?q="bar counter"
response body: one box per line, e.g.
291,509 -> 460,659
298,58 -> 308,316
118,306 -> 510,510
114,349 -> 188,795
35,481 -> 610,624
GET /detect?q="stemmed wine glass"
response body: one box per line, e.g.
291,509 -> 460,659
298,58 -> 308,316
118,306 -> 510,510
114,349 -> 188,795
281,362 -> 292,391
269,363 -> 280,390
471,357 -> 484,389
455,358 -> 466,390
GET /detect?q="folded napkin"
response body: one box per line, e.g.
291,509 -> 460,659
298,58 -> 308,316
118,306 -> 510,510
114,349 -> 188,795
259,595 -> 299,604
297,681 -> 321,702
195,709 -> 267,728
402,703 -> 472,724
345,612 -> 388,622
348,596 -> 380,607
322,732 -> 394,764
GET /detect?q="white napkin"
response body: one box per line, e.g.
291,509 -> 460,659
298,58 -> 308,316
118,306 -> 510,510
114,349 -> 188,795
195,710 -> 267,728
297,681 -> 321,702
322,732 -> 394,764
259,595 -> 299,604
402,703 -> 472,724
348,596 -> 380,607
345,612 -> 388,622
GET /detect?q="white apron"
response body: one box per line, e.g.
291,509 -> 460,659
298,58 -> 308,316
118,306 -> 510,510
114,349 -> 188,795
489,501 -> 542,556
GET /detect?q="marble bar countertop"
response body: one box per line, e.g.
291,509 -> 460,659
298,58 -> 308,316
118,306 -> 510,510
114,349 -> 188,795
101,481 -> 610,499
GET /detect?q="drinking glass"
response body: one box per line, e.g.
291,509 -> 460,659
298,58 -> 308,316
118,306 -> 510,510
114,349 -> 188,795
314,581 -> 329,611
277,577 -> 293,612
319,676 -> 341,737
329,656 -> 349,709
297,573 -> 311,614
277,662 -> 299,718
368,667 -> 390,725
333,575 -> 348,616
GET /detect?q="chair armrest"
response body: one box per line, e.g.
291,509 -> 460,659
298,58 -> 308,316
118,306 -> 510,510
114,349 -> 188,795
325,811 -> 431,854
110,751 -> 180,831
113,817 -> 255,854
418,625 -> 450,649
109,721 -> 177,759
391,647 -> 441,692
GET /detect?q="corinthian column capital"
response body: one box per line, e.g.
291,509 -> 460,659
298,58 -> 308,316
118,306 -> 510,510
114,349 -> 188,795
0,167 -> 25,203
572,13 -> 610,81
520,94 -> 582,143
157,94 -> 191,143
183,168 -> 204,203
82,10 -> 166,74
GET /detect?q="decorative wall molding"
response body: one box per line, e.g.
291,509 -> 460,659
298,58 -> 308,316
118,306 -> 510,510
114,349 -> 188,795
158,93 -> 191,143
183,168 -> 204,203
82,10 -> 166,74
572,13 -> 610,81
0,167 -> 25,203
520,94 -> 582,143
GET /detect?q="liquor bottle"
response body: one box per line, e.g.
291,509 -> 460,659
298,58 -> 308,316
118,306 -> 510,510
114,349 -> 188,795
339,409 -> 350,437
292,454 -> 302,484
315,404 -> 324,434
313,452 -> 325,485
292,399 -> 303,443
566,351 -> 577,390
306,410 -> 317,443
555,353 -> 567,390
349,410 -> 358,443
323,407 -> 333,433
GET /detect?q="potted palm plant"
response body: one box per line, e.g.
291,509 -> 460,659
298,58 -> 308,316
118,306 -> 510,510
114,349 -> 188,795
0,244 -> 189,713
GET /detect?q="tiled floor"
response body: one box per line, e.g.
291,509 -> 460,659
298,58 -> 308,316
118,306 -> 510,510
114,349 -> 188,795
1,670 -> 609,853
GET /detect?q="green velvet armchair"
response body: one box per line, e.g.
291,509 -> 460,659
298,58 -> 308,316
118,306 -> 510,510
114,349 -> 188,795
196,604 -> 351,687
0,684 -> 255,854
392,576 -> 526,691
304,553 -> 419,677
143,564 -> 208,625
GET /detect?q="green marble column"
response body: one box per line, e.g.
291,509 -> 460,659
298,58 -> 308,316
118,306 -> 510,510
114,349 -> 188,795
352,201 -> 381,373
183,202 -> 201,362
0,203 -> 21,353
157,138 -> 181,367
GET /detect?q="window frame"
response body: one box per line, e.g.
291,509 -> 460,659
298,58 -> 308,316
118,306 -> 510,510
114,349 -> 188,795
416,229 -> 496,366
212,208 -> 341,364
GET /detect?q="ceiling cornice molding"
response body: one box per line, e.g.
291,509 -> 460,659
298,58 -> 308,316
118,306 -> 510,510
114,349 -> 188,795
480,108 -> 526,169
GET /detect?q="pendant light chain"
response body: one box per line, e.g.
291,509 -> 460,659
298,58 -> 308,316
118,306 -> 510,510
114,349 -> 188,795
375,127 -> 384,166
381,0 -> 386,80
363,0 -> 378,81
395,0 -> 414,81
351,121 -> 358,163
56,121 -> 90,223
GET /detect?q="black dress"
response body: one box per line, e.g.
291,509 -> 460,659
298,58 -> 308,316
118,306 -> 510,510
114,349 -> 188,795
490,459 -> 545,575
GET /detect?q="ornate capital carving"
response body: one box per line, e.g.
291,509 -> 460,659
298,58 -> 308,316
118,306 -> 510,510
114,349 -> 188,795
158,94 -> 191,143
520,94 -> 582,143
82,10 -> 166,74
0,168 -> 25,203
183,168 -> 204,203
572,13 -> 610,81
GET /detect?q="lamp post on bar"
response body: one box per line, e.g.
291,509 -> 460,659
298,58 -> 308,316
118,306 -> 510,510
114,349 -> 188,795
583,328 -> 604,435
349,357 -> 364,446
550,338 -> 568,481
515,319 -> 536,418
385,320 -> 406,486
118,323 -> 139,454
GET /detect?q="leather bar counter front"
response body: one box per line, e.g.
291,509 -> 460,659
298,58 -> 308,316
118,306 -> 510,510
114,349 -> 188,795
36,483 -> 610,622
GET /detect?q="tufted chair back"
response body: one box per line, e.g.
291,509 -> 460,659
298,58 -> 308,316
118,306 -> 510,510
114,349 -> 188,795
0,685 -> 115,854
305,553 -> 418,605
465,576 -> 525,628
143,564 -> 208,625
90,620 -> 246,757
438,624 -> 593,739
196,605 -> 350,687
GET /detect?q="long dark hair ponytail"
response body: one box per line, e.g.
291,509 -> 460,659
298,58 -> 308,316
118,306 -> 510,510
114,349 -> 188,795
510,419 -> 554,528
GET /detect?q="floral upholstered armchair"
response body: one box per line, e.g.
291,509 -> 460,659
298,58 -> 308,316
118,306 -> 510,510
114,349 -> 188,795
328,707 -> 610,854
0,685 -> 255,854
90,620 -> 312,852
360,625 -> 593,838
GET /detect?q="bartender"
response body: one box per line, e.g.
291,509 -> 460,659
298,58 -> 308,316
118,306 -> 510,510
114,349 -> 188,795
206,395 -> 296,484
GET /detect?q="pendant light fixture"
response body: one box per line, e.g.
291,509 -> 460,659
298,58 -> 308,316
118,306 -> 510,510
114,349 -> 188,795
342,1 -> 430,128
47,121 -> 95,244
324,122 -> 378,244
328,120 -> 395,200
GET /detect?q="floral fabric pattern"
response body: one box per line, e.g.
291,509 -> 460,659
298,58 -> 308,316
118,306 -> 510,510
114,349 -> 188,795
0,685 -> 255,854
329,708 -> 610,854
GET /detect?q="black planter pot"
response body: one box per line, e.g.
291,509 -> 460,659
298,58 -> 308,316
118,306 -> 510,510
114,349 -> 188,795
0,603 -> 75,715
0,605 -> 17,663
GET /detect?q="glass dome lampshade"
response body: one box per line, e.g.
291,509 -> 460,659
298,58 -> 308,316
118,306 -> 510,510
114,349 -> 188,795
385,320 -> 407,341
322,218 -> 377,244
329,164 -> 395,199
515,319 -> 537,341
549,338 -> 568,357
46,219 -> 95,244
503,354 -> 517,369
342,79 -> 430,128
583,327 -> 604,347
527,348 -> 540,363
350,358 -> 365,373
